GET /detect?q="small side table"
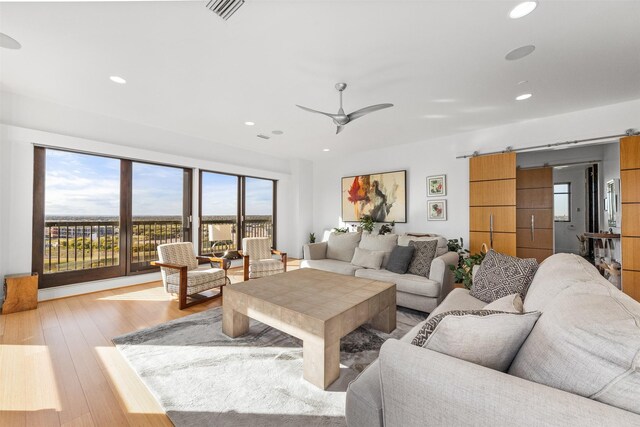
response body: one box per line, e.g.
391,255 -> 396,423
2,273 -> 38,314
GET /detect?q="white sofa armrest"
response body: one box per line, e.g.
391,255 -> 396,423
378,339 -> 640,427
428,251 -> 458,302
303,242 -> 328,260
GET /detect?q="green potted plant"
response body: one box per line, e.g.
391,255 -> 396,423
448,238 -> 486,290
359,215 -> 375,233
332,227 -> 349,234
309,232 -> 316,243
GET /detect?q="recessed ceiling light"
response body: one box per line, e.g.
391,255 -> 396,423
0,32 -> 21,50
109,76 -> 126,84
516,93 -> 533,101
244,121 -> 255,126
323,148 -> 330,152
505,45 -> 536,61
272,130 -> 284,135
509,1 -> 537,19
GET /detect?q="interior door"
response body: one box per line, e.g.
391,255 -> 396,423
469,153 -> 517,255
621,135 -> 640,301
516,167 -> 554,263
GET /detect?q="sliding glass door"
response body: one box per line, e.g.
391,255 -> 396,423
199,171 -> 276,255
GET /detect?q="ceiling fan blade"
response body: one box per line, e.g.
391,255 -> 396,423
296,104 -> 337,119
336,125 -> 345,134
348,103 -> 394,122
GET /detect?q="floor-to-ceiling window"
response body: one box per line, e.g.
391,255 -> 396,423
199,171 -> 277,255
33,147 -> 192,287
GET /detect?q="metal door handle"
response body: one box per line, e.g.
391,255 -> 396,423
531,214 -> 535,241
489,214 -> 494,248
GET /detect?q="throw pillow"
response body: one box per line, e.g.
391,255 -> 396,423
407,240 -> 438,277
385,245 -> 415,274
483,293 -> 524,313
358,233 -> 398,268
411,309 -> 541,372
350,247 -> 385,270
470,250 -> 539,303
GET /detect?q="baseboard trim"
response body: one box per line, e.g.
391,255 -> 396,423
38,272 -> 162,301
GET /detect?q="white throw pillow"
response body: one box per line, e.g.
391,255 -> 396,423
351,247 -> 385,270
412,310 -> 541,372
484,293 -> 524,313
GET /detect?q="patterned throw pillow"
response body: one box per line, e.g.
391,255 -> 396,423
470,250 -> 539,303
407,240 -> 438,277
411,309 -> 542,372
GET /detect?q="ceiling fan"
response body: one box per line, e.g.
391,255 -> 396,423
296,83 -> 393,134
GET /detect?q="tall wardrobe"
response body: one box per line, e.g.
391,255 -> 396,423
469,135 -> 639,301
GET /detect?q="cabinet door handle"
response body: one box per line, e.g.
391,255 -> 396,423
489,214 -> 494,248
531,214 -> 535,242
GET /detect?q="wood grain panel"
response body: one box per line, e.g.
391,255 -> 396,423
470,207 -> 516,232
621,169 -> 640,203
622,204 -> 640,236
620,135 -> 640,170
517,248 -> 554,264
516,209 -> 553,229
516,228 -> 553,249
516,188 -> 553,209
622,270 -> 640,302
469,153 -> 516,181
470,180 -> 516,206
622,237 -> 640,271
469,232 -> 516,255
516,168 -> 553,189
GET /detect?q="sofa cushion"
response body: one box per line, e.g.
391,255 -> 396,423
524,253 -> 609,312
509,281 -> 640,415
398,234 -> 448,256
358,233 -> 398,267
385,245 -> 415,274
300,259 -> 359,276
326,231 -> 362,262
470,250 -> 538,303
411,310 -> 541,372
484,293 -> 524,313
354,268 -> 439,298
351,247 -> 385,270
407,240 -> 438,277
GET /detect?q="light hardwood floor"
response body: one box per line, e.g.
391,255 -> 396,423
0,260 -> 300,426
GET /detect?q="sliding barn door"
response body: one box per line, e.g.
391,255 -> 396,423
516,167 -> 554,263
469,153 -> 516,255
621,135 -> 640,301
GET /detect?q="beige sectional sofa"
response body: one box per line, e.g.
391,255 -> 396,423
345,253 -> 640,426
301,232 -> 458,313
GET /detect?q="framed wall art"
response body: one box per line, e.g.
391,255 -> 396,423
427,200 -> 447,221
341,170 -> 407,223
427,174 -> 446,197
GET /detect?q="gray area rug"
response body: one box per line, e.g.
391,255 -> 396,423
113,306 -> 425,427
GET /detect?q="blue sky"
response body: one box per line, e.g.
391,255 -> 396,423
45,150 -> 273,216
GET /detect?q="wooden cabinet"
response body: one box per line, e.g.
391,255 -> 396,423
469,153 -> 517,256
516,167 -> 554,263
621,135 -> 640,301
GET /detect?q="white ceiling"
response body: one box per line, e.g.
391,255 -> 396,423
1,0 -> 639,161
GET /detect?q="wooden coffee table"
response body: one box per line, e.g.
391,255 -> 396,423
222,268 -> 396,389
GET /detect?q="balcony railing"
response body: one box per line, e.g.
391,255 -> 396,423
43,216 -> 274,273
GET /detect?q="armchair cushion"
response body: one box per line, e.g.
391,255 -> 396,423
242,237 -> 272,260
249,258 -> 285,279
166,268 -> 226,295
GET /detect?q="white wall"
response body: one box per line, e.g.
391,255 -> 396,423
313,99 -> 639,249
0,124 -> 310,301
553,166 -> 588,254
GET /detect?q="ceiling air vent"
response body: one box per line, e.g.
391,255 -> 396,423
257,134 -> 271,140
205,0 -> 245,21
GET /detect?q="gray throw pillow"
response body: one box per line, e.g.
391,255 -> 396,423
385,245 -> 415,274
407,240 -> 438,277
470,250 -> 539,303
412,309 -> 541,372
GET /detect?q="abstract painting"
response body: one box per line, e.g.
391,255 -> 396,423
427,200 -> 447,221
341,170 -> 407,223
427,174 -> 446,197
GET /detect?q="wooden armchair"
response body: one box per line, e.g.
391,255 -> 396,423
152,242 -> 230,309
239,237 -> 287,281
